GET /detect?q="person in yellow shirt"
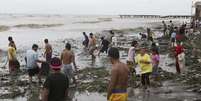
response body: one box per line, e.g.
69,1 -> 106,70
8,41 -> 17,73
136,47 -> 152,90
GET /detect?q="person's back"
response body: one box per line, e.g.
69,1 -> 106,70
107,47 -> 129,101
136,53 -> 152,74
102,39 -> 110,48
8,46 -> 16,61
171,32 -> 176,38
45,43 -> 52,54
44,73 -> 68,101
26,50 -> 38,68
42,57 -> 69,101
113,62 -> 129,90
61,49 -> 73,65
89,36 -> 96,47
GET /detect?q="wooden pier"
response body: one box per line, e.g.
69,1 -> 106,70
119,15 -> 192,19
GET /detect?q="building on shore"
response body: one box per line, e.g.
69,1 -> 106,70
193,1 -> 201,20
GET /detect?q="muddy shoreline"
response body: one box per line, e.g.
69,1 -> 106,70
1,22 -> 201,101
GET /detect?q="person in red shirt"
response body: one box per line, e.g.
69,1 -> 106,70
175,41 -> 184,74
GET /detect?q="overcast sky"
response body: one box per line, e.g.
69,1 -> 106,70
0,0 -> 192,15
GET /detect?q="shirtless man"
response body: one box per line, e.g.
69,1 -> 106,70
44,39 -> 52,64
107,47 -> 129,101
88,33 -> 96,59
61,43 -> 77,85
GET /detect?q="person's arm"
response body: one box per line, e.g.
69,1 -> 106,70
13,43 -> 17,50
107,68 -> 118,100
34,53 -> 43,63
72,52 -> 77,71
42,88 -> 49,101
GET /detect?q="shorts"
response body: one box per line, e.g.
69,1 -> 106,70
63,64 -> 74,81
89,46 -> 96,54
109,89 -> 128,101
171,38 -> 176,42
28,67 -> 40,77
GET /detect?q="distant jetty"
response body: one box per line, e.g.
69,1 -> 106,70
119,15 -> 192,19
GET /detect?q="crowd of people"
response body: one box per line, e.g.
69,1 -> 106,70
0,20 -> 191,101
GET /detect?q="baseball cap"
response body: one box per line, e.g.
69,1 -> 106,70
50,57 -> 62,70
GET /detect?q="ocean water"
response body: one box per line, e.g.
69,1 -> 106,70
0,14 -> 189,50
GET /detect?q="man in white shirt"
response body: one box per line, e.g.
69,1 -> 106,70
25,44 -> 43,84
127,40 -> 138,75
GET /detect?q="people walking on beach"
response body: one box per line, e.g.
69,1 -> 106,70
44,39 -> 52,64
82,32 -> 89,48
107,47 -> 129,101
98,37 -> 110,56
61,43 -> 77,86
42,57 -> 69,101
162,21 -> 167,36
136,47 -> 152,90
170,29 -> 177,47
8,41 -> 19,73
175,41 -> 185,74
8,36 -> 17,50
25,44 -> 43,83
88,33 -> 97,59
151,49 -> 160,82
